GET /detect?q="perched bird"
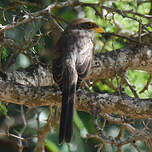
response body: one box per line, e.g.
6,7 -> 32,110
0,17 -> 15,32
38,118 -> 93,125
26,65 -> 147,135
52,18 -> 104,144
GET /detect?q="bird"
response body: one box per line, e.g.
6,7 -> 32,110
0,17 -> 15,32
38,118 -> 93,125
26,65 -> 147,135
52,18 -> 104,144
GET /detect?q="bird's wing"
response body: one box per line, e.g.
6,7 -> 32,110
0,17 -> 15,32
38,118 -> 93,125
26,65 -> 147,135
76,38 -> 94,79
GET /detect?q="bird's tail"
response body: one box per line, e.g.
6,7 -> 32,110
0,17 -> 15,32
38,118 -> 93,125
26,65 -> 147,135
59,66 -> 78,144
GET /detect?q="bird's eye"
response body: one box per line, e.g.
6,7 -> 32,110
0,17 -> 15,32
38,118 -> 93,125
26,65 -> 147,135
88,23 -> 92,28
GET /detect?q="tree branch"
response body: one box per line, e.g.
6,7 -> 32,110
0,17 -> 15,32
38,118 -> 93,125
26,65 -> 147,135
1,0 -> 151,33
5,44 -> 152,86
1,77 -> 152,119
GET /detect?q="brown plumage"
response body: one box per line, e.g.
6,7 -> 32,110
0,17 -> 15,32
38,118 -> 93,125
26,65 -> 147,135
52,18 -> 104,144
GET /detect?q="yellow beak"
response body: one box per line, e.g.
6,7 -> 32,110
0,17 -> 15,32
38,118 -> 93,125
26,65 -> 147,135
93,27 -> 104,33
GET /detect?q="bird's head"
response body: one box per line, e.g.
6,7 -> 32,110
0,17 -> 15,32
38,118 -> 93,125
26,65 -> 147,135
66,18 -> 104,34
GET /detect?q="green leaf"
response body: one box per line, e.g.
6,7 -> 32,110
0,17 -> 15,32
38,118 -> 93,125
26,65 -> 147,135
74,111 -> 88,139
0,102 -> 8,117
45,139 -> 60,152
1,47 -> 7,61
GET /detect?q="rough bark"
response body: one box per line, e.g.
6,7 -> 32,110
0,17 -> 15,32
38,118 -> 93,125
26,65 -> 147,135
0,44 -> 152,119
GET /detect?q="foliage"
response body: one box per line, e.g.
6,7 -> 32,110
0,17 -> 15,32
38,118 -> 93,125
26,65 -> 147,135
0,101 -> 7,117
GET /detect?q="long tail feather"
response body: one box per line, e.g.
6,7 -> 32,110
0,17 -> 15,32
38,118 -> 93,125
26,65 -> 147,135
59,66 -> 77,144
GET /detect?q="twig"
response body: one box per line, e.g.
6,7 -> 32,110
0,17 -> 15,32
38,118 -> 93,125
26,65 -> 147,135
18,105 -> 27,152
0,0 -> 79,33
0,0 -> 152,34
138,20 -> 142,44
139,74 -> 151,93
13,0 -> 41,7
34,106 -> 55,152
102,32 -> 144,44
131,143 -> 141,152
0,131 -> 25,140
81,2 -> 152,19
123,75 -> 139,98
101,79 -> 117,91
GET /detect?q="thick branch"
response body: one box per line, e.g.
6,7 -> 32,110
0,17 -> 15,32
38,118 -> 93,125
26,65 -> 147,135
5,45 -> 152,86
1,79 -> 152,119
